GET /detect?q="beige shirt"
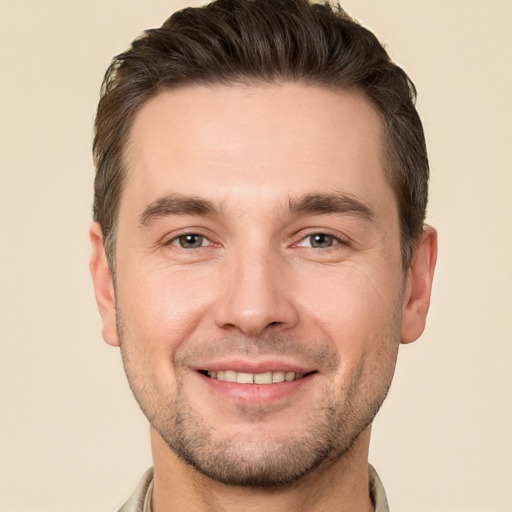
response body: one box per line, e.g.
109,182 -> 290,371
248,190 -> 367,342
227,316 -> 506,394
117,465 -> 390,512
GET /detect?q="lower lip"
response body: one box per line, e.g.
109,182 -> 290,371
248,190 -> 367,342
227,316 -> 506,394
196,372 -> 317,405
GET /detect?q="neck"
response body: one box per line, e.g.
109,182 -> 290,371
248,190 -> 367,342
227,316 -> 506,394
150,425 -> 374,512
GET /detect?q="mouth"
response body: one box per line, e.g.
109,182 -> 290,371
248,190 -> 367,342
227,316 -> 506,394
195,365 -> 319,405
198,369 -> 316,384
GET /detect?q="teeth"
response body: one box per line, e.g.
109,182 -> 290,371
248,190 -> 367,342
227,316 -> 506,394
254,372 -> 272,384
272,371 -> 285,383
206,370 -> 305,384
224,370 -> 237,382
236,372 -> 254,384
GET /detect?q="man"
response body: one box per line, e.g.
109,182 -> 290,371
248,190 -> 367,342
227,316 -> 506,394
89,0 -> 437,510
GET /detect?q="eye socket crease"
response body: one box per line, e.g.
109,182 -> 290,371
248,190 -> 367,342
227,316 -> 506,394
145,191 -> 375,253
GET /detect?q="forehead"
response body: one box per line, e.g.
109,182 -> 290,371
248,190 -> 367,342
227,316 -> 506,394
121,83 -> 395,219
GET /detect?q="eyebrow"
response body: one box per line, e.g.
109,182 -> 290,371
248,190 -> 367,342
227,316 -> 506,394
287,192 -> 374,221
138,191 -> 374,228
139,194 -> 219,227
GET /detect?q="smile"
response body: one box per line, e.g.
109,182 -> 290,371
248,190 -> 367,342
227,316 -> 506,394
202,370 -> 311,384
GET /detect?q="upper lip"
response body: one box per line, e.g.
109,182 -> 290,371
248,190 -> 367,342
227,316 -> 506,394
192,358 -> 317,375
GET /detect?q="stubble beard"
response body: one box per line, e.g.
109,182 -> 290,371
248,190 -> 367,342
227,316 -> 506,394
117,314 -> 400,489
152,375 -> 387,489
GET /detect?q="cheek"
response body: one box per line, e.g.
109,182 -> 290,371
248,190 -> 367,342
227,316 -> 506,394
296,262 -> 403,359
115,267 -> 216,402
115,262 -> 219,349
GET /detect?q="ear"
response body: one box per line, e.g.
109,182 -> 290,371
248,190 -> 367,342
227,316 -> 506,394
401,226 -> 438,344
89,223 -> 119,347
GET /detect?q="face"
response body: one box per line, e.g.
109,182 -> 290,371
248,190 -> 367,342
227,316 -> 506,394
91,83 -> 435,488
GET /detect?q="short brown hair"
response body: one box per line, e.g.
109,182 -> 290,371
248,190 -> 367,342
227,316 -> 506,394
93,0 -> 429,270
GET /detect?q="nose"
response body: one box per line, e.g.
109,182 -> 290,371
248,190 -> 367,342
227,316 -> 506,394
213,250 -> 299,337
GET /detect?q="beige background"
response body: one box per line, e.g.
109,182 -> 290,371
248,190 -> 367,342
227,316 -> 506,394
1,1 -> 511,511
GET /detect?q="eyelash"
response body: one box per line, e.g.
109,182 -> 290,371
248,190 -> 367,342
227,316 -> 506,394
164,231 -> 347,251
295,233 -> 345,249
166,232 -> 213,249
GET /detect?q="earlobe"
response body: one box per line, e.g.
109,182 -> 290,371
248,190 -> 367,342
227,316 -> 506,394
400,226 -> 438,344
89,223 -> 119,347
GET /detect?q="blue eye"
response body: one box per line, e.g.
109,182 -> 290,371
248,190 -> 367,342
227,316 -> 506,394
171,234 -> 208,249
309,234 -> 336,248
298,234 -> 339,248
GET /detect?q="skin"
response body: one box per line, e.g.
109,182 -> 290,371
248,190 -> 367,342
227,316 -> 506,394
90,83 -> 437,512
